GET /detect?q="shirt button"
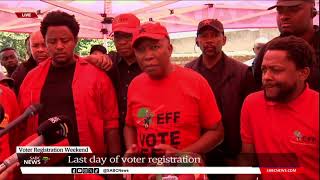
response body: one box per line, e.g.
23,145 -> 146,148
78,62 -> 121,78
123,97 -> 127,100
125,84 -> 128,87
128,70 -> 130,74
121,112 -> 125,115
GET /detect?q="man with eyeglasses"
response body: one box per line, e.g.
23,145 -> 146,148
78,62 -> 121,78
107,13 -> 142,154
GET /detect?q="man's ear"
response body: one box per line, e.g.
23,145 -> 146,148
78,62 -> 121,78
312,7 -> 317,18
298,67 -> 310,81
195,37 -> 199,47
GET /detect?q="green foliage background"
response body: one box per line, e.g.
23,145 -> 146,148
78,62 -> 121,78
0,32 -> 29,61
0,32 -> 116,61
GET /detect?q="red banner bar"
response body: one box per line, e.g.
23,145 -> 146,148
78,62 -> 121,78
15,12 -> 38,18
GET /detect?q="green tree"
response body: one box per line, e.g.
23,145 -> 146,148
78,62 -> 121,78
0,32 -> 116,60
75,38 -> 116,56
75,38 -> 102,56
105,39 -> 116,52
0,32 -> 28,61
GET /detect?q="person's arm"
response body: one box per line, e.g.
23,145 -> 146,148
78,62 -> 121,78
236,143 -> 258,180
124,125 -> 137,150
183,122 -> 223,154
123,83 -> 138,151
187,74 -> 224,154
156,75 -> 224,154
5,87 -> 20,154
83,54 -> 113,71
0,162 -> 19,180
97,73 -> 120,156
105,129 -> 120,155
236,95 -> 258,180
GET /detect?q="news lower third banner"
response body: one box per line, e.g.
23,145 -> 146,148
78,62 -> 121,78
16,146 -> 301,175
20,166 -> 262,174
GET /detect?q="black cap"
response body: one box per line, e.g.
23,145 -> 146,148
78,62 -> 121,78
90,45 -> 107,54
197,19 -> 224,35
268,0 -> 315,10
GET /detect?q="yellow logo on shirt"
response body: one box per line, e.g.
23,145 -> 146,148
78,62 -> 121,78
0,113 -> 9,128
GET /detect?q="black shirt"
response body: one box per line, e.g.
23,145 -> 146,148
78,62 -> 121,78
107,52 -> 142,154
38,62 -> 79,146
107,52 -> 142,127
11,56 -> 37,95
185,54 -> 257,159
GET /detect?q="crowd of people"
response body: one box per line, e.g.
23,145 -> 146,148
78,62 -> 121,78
0,0 -> 319,180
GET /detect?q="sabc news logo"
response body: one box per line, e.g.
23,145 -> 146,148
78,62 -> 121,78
23,156 -> 50,165
71,168 -> 100,174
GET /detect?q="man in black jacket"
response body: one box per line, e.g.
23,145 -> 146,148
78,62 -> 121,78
252,0 -> 319,92
106,13 -> 142,154
12,31 -> 49,95
185,19 -> 257,180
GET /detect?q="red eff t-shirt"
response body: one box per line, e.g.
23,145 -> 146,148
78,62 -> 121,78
126,66 -> 221,154
241,86 -> 319,180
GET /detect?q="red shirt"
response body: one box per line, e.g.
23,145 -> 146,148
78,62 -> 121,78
126,66 -> 221,154
18,56 -> 119,154
241,86 -> 319,180
0,85 -> 19,162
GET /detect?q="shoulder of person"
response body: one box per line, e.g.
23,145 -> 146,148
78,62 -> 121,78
77,57 -> 109,78
127,72 -> 148,89
307,87 -> 319,99
11,63 -> 27,80
184,57 -> 199,69
24,59 -> 49,78
222,55 -> 252,78
243,91 -> 264,105
0,84 -> 15,96
175,66 -> 209,86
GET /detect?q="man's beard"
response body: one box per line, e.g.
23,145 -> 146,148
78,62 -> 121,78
263,82 -> 297,103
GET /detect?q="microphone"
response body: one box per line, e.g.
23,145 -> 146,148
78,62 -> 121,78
0,115 -> 71,174
0,104 -> 42,137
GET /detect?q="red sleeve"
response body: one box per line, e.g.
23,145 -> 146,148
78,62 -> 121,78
125,104 -> 134,127
0,85 -> 20,154
198,76 -> 221,129
7,88 -> 20,154
240,98 -> 253,144
98,73 -> 119,129
8,89 -> 20,121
